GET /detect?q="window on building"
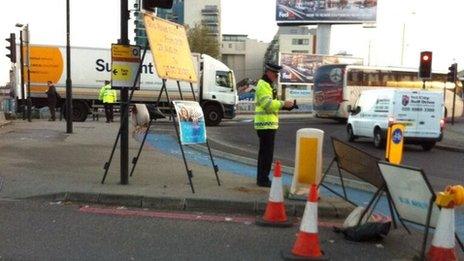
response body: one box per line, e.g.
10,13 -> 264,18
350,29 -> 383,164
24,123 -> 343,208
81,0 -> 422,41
292,39 -> 310,45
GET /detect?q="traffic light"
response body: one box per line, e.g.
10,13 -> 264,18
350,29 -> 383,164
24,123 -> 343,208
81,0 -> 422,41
5,33 -> 16,63
447,63 -> 457,83
419,51 -> 432,79
142,0 -> 173,10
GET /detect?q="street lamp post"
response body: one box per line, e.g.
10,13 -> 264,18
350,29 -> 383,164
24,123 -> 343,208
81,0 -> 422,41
25,24 -> 31,122
66,0 -> 73,133
15,23 -> 26,120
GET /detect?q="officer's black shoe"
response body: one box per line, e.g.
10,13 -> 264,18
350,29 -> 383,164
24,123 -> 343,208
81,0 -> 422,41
257,180 -> 272,188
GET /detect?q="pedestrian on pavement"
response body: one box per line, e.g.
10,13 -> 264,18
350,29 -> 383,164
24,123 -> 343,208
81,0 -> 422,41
46,81 -> 60,121
99,80 -> 117,123
254,62 -> 294,187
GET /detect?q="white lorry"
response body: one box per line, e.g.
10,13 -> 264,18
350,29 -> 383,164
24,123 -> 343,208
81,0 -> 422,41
347,89 -> 444,151
10,45 -> 238,126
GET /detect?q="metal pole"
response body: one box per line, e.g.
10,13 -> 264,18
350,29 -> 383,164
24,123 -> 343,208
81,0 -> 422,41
120,0 -> 129,185
452,83 -> 457,125
25,25 -> 31,122
18,32 -> 25,120
66,0 -> 73,133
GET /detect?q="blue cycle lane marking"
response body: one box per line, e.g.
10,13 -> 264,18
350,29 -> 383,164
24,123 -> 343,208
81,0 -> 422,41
142,132 -> 463,238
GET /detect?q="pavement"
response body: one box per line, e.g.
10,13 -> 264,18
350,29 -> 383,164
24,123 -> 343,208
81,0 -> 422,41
0,113 -> 463,259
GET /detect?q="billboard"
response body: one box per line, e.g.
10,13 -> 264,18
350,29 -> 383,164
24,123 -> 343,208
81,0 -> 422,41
279,53 -> 362,84
276,0 -> 377,24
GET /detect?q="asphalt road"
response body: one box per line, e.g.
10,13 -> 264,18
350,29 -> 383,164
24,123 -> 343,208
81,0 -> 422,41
0,199 -> 439,260
206,117 -> 463,190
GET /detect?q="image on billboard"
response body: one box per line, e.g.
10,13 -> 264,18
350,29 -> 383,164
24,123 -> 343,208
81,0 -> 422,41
276,0 -> 377,24
279,53 -> 362,84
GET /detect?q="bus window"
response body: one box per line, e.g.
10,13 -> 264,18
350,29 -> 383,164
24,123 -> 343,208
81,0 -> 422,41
348,69 -> 363,86
363,70 -> 380,86
381,72 -> 396,86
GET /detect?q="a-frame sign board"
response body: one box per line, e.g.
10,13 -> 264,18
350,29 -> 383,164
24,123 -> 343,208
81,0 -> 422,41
101,13 -> 220,193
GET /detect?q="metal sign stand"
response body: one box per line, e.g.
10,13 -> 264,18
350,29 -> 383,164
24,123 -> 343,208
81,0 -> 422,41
100,43 -> 149,185
128,78 -> 221,194
102,38 -> 220,193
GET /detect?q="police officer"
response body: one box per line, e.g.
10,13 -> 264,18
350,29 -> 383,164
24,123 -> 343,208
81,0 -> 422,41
99,80 -> 117,123
254,63 -> 294,187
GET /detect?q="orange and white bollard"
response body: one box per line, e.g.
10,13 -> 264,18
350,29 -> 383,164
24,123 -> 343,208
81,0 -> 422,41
426,185 -> 464,261
282,184 -> 328,260
256,161 -> 293,227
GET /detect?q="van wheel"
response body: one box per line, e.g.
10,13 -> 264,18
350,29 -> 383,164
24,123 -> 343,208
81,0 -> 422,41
203,104 -> 222,126
421,142 -> 436,151
63,101 -> 89,122
373,128 -> 385,149
347,124 -> 357,142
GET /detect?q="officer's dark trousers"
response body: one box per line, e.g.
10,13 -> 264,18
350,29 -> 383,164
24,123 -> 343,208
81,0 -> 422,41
256,129 -> 276,183
104,103 -> 113,122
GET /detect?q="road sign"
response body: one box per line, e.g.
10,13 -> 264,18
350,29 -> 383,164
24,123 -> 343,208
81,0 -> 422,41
111,44 -> 141,89
143,14 -> 197,83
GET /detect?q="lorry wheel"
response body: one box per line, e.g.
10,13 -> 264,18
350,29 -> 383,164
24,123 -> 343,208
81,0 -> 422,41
373,128 -> 385,149
347,124 -> 357,142
204,104 -> 222,126
421,142 -> 436,151
63,101 -> 89,122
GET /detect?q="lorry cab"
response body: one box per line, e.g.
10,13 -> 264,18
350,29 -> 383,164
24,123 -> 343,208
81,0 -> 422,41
347,89 -> 444,151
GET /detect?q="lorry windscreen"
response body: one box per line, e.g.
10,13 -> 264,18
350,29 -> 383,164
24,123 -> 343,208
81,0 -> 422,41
216,71 -> 234,89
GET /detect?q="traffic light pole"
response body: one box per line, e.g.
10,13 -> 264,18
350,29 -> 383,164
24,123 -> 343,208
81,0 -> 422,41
18,32 -> 26,120
120,0 -> 129,185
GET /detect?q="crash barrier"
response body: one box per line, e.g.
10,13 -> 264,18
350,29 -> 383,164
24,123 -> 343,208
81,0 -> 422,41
320,137 -> 396,227
377,162 -> 464,259
290,128 -> 324,195
282,184 -> 327,260
256,161 -> 293,227
385,123 -> 405,165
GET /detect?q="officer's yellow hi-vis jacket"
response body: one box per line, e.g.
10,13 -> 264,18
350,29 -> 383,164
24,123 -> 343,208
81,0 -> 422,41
99,84 -> 117,104
254,79 -> 283,130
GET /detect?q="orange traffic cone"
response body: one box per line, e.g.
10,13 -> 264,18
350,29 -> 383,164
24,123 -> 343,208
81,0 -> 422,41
282,184 -> 328,260
426,207 -> 457,261
256,161 -> 293,227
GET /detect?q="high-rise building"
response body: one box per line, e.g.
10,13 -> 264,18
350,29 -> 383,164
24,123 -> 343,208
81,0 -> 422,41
133,0 -> 221,47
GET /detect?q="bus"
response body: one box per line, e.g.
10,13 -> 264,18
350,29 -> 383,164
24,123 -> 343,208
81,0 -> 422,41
313,64 -> 463,121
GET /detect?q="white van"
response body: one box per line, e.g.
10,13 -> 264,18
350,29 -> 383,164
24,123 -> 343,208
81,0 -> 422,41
346,89 -> 445,151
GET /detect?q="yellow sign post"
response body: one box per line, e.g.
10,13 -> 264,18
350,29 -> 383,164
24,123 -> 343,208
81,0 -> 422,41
111,44 -> 141,89
143,13 -> 198,83
385,123 -> 405,165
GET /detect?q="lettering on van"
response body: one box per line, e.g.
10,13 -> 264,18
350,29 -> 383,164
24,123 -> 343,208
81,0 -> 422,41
95,59 -> 155,74
401,94 -> 435,112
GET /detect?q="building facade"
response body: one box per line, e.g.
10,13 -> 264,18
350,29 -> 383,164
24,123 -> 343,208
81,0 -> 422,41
221,34 -> 269,84
264,26 -> 316,64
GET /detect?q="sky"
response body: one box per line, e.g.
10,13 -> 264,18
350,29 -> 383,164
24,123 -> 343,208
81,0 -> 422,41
1,0 -> 463,85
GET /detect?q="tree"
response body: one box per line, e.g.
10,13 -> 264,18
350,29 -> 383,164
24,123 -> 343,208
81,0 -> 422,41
187,24 -> 220,59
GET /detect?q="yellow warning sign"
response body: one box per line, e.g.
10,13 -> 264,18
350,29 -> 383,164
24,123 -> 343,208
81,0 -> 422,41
112,64 -> 132,81
143,14 -> 198,83
385,123 -> 405,165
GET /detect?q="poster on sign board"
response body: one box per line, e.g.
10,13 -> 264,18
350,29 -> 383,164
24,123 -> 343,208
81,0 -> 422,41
377,161 -> 439,227
173,101 -> 206,144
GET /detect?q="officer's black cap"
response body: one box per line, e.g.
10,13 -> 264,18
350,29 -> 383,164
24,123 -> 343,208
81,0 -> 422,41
265,62 -> 283,72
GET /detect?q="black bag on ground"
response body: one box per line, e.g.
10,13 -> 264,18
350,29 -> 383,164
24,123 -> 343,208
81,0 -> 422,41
333,221 -> 391,242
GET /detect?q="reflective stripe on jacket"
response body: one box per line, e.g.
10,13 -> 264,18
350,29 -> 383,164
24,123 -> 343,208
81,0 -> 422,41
253,79 -> 283,130
99,84 -> 117,104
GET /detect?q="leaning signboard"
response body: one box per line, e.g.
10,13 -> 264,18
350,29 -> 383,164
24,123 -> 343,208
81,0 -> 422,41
276,0 -> 378,24
143,13 -> 198,83
377,161 -> 439,227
